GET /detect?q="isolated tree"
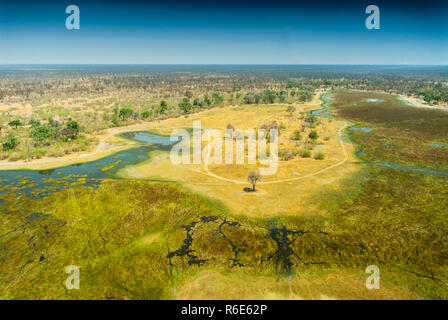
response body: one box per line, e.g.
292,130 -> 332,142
8,119 -> 22,129
247,170 -> 262,192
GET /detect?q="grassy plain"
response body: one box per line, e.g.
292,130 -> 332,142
118,97 -> 358,217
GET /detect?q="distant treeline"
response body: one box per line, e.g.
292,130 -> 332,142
1,66 -> 447,104
287,77 -> 448,104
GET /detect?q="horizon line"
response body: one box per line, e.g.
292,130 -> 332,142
1,63 -> 447,67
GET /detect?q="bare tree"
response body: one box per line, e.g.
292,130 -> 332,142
247,170 -> 262,192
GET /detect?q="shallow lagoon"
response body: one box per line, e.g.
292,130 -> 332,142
351,126 -> 373,133
0,132 -> 179,197
365,98 -> 384,102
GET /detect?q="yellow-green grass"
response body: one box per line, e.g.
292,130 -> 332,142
1,170 -> 445,299
174,269 -> 417,300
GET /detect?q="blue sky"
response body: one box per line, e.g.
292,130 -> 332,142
0,0 -> 447,64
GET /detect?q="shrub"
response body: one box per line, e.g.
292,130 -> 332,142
279,149 -> 295,161
305,114 -> 318,126
291,130 -> 301,140
286,106 -> 296,114
309,130 -> 318,140
142,110 -> 152,119
29,118 -> 41,127
119,107 -> 134,120
299,149 -> 311,158
159,100 -> 168,113
2,133 -> 19,151
314,151 -> 325,160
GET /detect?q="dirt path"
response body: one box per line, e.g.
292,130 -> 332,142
200,123 -> 349,185
200,91 -> 351,185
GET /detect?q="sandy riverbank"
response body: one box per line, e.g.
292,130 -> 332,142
396,94 -> 448,111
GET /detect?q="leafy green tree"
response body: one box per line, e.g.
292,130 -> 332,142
2,133 -> 19,151
159,100 -> 168,113
193,98 -> 204,108
31,125 -> 53,145
119,107 -> 134,121
262,90 -> 276,104
178,98 -> 192,113
8,119 -> 22,129
66,120 -> 80,137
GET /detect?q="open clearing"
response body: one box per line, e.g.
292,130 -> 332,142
117,95 -> 358,217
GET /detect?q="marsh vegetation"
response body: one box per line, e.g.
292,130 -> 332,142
0,66 -> 447,300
